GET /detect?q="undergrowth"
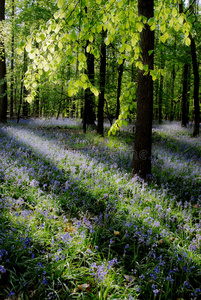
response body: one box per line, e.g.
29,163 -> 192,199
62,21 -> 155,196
0,119 -> 200,300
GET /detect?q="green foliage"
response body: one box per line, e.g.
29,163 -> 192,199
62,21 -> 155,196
109,82 -> 137,135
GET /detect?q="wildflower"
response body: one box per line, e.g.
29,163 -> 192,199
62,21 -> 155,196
139,274 -> 145,280
183,281 -> 190,289
8,291 -> 15,299
0,265 -> 6,273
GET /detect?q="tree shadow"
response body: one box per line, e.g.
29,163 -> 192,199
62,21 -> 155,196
0,123 -> 201,299
152,130 -> 201,204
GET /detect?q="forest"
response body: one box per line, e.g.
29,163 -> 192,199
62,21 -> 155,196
0,0 -> 201,299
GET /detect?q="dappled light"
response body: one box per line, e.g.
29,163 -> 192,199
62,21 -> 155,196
0,119 -> 201,299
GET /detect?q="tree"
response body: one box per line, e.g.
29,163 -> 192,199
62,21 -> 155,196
10,0 -> 15,118
179,0 -> 200,135
190,34 -> 200,136
181,62 -> 190,127
0,0 -> 7,123
97,29 -> 107,136
132,0 -> 154,179
116,59 -> 124,120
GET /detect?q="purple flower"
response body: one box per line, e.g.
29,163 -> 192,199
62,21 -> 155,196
0,265 -> 6,273
8,291 -> 15,299
43,277 -> 48,285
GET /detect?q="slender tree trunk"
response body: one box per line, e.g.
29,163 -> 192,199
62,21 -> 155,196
17,72 -> 23,123
0,0 -> 7,123
181,63 -> 190,127
97,29 -> 107,136
22,51 -> 29,117
170,66 -> 175,121
190,35 -> 200,136
116,59 -> 124,119
158,67 -> 164,124
132,0 -> 154,179
83,40 -> 96,133
10,0 -> 15,118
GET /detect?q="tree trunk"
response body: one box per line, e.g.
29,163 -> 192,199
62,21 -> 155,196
181,63 -> 190,127
22,51 -> 29,118
83,41 -> 96,133
97,29 -> 107,136
190,35 -> 200,136
10,0 -> 15,118
116,59 -> 124,119
170,65 -> 175,121
158,68 -> 164,124
17,72 -> 23,123
0,0 -> 7,123
132,0 -> 154,179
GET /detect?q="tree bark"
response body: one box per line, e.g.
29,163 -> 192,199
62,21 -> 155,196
83,41 -> 96,133
22,51 -> 29,118
158,65 -> 164,124
181,63 -> 190,127
0,0 -> 7,123
97,29 -> 107,136
116,59 -> 124,119
170,65 -> 175,121
10,0 -> 15,118
190,35 -> 200,136
132,0 -> 154,179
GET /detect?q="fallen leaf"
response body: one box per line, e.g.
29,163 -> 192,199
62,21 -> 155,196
123,274 -> 135,281
78,283 -> 91,292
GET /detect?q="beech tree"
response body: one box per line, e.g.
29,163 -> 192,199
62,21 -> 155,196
132,0 -> 154,179
0,0 -> 7,123
11,0 -> 196,179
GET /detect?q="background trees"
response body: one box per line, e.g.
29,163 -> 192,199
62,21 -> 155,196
0,0 -> 7,123
2,0 -> 200,178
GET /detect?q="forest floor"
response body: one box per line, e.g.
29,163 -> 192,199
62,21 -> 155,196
0,118 -> 201,300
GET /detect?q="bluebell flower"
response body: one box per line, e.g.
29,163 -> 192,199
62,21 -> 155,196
0,265 -> 6,273
8,291 -> 15,299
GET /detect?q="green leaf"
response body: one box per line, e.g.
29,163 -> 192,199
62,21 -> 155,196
178,15 -> 184,25
25,43 -> 32,53
70,31 -> 77,42
126,44 -> 131,52
44,64 -> 50,72
97,24 -> 102,33
119,44 -> 125,53
17,47 -> 24,55
29,51 -> 36,59
89,35 -> 93,43
105,37 -> 110,46
136,61 -> 143,70
40,33 -> 46,41
36,36 -> 41,43
26,95 -> 34,103
136,22 -> 144,32
57,0 -> 64,9
172,7 -> 177,17
122,120 -> 128,127
58,41 -> 63,49
81,74 -> 88,82
148,50 -> 154,56
143,64 -> 149,72
169,18 -> 174,27
185,37 -> 191,46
